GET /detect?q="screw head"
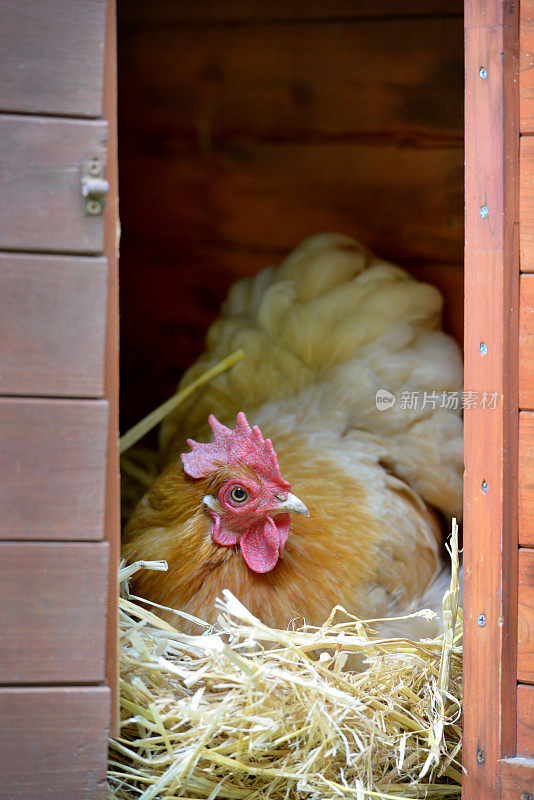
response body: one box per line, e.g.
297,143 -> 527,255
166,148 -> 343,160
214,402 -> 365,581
86,199 -> 103,216
480,205 -> 489,219
521,792 -> 532,800
477,614 -> 486,627
88,159 -> 101,176
479,67 -> 488,80
476,748 -> 485,764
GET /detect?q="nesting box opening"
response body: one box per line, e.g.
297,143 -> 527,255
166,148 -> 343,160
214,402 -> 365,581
117,0 -> 465,442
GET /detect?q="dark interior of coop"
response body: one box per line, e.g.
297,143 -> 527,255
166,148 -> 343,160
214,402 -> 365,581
117,0 -> 464,445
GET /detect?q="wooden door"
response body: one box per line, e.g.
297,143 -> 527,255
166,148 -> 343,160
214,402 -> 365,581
0,2 -> 119,799
464,0 -> 534,797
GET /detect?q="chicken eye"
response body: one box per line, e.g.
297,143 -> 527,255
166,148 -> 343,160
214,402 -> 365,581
229,486 -> 248,503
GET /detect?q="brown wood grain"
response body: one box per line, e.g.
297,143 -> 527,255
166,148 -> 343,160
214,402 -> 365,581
0,115 -> 107,254
520,275 -> 534,409
119,138 -> 464,263
0,253 -> 107,397
119,0 -> 463,25
103,0 -> 120,737
501,756 -> 534,800
518,683 -> 534,756
519,548 -> 534,685
0,542 -> 108,683
521,0 -> 534,133
0,0 -> 106,117
520,413 -> 534,548
118,15 -> 463,144
0,399 -> 108,541
0,686 -> 109,800
521,136 -> 534,272
464,5 -> 520,799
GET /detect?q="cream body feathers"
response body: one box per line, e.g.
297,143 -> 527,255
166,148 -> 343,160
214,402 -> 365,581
124,234 -> 463,640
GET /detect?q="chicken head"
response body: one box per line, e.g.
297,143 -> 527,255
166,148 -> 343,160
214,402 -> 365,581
181,412 -> 309,573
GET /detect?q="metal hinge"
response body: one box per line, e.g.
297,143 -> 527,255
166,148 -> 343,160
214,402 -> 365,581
81,158 -> 109,216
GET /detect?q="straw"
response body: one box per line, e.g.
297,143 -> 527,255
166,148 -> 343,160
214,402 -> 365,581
108,524 -> 462,799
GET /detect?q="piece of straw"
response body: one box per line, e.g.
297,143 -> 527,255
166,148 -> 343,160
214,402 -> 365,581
119,348 -> 246,454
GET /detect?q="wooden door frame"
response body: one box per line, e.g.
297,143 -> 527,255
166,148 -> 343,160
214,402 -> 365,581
464,0 -> 520,797
104,0 -> 120,736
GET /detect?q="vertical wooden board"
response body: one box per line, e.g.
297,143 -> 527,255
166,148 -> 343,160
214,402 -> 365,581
520,275 -> 534,409
520,413 -> 534,546
464,26 -> 506,254
521,136 -> 534,272
0,115 -> 107,254
0,542 -> 108,683
521,0 -> 534,133
0,0 -> 106,117
464,5 -> 520,798
518,683 -> 534,756
103,0 -> 121,736
519,548 -> 534,684
0,686 -> 109,800
0,399 -> 108,540
0,254 -> 107,397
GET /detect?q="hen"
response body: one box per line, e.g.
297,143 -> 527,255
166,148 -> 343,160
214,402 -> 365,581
123,234 -> 463,638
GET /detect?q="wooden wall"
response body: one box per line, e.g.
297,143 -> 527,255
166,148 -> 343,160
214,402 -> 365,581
117,0 -> 465,432
517,0 -> 534,781
464,0 -> 534,796
0,1 -> 117,797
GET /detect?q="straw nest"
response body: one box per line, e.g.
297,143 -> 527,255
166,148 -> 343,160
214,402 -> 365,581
108,528 -> 462,800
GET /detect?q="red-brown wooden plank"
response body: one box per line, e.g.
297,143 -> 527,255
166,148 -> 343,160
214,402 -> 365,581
119,16 -> 463,144
520,136 -> 534,272
0,115 -> 107,254
0,399 -> 108,540
521,0 -> 534,134
520,275 -> 534,408
119,138 -> 464,265
0,0 -> 106,117
103,0 -> 120,736
518,683 -> 534,756
501,756 -> 534,799
520,413 -> 534,547
519,548 -> 534,685
0,686 -> 109,800
119,0 -> 463,24
464,4 -> 520,799
0,254 -> 107,397
0,542 -> 108,683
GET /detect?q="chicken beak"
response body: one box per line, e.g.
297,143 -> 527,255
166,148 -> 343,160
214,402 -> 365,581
273,492 -> 310,517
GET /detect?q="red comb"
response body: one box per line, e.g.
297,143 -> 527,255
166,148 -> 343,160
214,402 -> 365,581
181,412 -> 290,490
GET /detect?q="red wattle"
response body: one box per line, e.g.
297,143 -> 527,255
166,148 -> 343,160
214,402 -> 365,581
239,514 -> 290,573
210,515 -> 239,546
